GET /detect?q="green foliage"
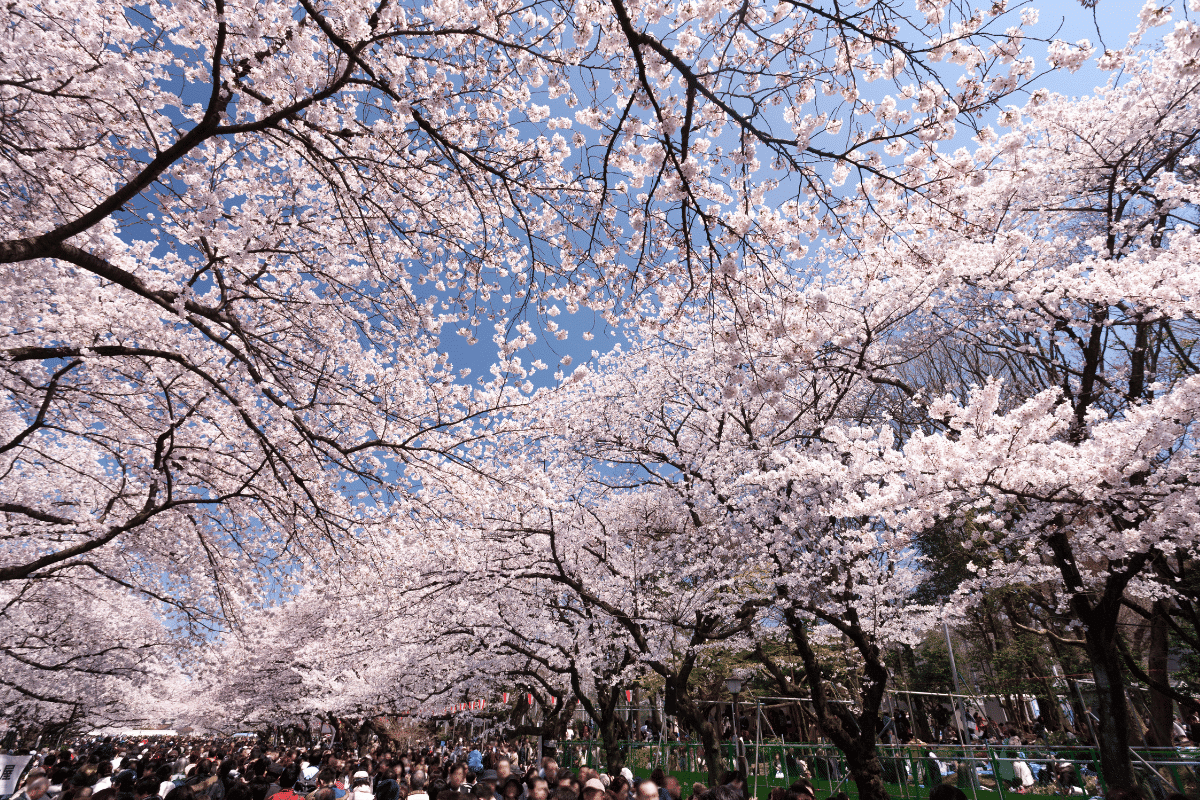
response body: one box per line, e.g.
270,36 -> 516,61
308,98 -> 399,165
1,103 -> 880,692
905,633 -> 953,694
912,516 -> 977,606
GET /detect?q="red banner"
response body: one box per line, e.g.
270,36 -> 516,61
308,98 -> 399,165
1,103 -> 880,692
442,698 -> 488,715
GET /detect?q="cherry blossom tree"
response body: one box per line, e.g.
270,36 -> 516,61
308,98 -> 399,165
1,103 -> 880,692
0,0 -> 1109,739
476,482 -> 746,778
437,304 -> 944,798
0,575 -> 180,733
717,12 -> 1200,788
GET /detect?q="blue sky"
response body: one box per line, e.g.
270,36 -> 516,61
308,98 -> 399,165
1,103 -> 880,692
433,0 -> 1161,392
109,0 -> 1166,398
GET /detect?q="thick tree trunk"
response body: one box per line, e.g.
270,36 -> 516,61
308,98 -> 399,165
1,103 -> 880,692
660,656 -> 727,787
599,715 -> 626,775
782,607 -> 891,800
1080,613 -> 1137,790
1146,600 -> 1173,747
843,744 -> 889,800
589,684 -> 627,775
699,706 -> 725,787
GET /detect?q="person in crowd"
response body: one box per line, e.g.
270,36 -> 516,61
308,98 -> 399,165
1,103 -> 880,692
526,778 -> 548,800
93,763 -> 115,794
187,761 -> 224,800
784,779 -> 814,800
349,772 -> 373,800
718,772 -> 746,800
135,775 -> 164,800
476,771 -> 499,800
582,779 -> 606,800
407,772 -> 429,800
15,777 -> 52,800
447,767 -> 467,796
308,769 -> 344,800
553,773 -> 575,795
270,767 -> 305,800
497,777 -> 521,800
633,781 -> 658,800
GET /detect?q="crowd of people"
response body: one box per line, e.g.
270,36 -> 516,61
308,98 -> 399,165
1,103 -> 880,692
4,736 -> 756,800
3,733 -> 1195,800
873,707 -> 1200,749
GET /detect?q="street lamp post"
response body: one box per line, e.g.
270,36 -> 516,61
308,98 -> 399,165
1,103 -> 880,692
725,678 -> 744,776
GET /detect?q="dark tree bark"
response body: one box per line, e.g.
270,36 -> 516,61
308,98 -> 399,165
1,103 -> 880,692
1146,600 -> 1173,748
573,679 -> 630,775
666,686 -> 726,787
1047,529 -> 1147,791
778,606 -> 891,800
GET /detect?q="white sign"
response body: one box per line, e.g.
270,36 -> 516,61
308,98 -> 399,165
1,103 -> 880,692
0,754 -> 34,798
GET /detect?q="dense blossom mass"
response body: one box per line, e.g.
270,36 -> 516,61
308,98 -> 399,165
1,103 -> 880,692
2,0 -> 1199,798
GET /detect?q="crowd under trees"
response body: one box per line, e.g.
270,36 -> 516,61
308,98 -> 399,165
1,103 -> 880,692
2,0 -> 1199,798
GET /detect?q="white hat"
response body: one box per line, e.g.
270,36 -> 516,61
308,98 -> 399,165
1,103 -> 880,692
620,768 -> 634,783
354,771 -> 370,780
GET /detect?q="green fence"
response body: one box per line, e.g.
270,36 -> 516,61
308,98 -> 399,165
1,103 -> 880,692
552,741 -> 1200,800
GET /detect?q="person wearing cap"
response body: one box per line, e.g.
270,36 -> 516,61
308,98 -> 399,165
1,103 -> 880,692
476,772 -> 499,800
349,772 -> 372,800
582,779 -> 605,800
